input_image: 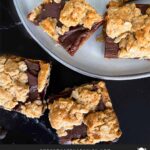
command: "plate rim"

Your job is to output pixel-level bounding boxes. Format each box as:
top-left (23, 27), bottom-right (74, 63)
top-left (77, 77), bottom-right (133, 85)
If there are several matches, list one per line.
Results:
top-left (13, 0), bottom-right (150, 81)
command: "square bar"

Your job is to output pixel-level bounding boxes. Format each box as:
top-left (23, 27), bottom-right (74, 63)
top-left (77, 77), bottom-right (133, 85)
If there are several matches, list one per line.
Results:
top-left (0, 55), bottom-right (51, 118)
top-left (48, 81), bottom-right (122, 144)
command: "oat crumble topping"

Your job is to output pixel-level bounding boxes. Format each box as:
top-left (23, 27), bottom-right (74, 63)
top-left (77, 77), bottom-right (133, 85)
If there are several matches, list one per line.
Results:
top-left (59, 0), bottom-right (102, 29)
top-left (106, 3), bottom-right (150, 59)
top-left (48, 82), bottom-right (122, 144)
top-left (0, 56), bottom-right (51, 118)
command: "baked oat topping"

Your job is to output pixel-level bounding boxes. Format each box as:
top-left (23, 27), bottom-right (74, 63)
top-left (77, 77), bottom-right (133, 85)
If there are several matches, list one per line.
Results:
top-left (106, 3), bottom-right (150, 59)
top-left (84, 109), bottom-right (121, 143)
top-left (28, 6), bottom-right (42, 22)
top-left (38, 61), bottom-right (51, 93)
top-left (49, 98), bottom-right (88, 137)
top-left (0, 56), bottom-right (29, 109)
top-left (59, 0), bottom-right (102, 29)
top-left (71, 84), bottom-right (101, 111)
top-left (73, 109), bottom-right (122, 144)
top-left (106, 3), bottom-right (141, 39)
top-left (40, 18), bottom-right (59, 41)
top-left (0, 56), bottom-right (51, 118)
top-left (20, 100), bottom-right (45, 118)
top-left (48, 81), bottom-right (122, 144)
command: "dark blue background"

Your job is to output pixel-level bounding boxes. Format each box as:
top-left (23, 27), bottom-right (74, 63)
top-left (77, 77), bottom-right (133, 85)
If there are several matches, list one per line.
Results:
top-left (0, 0), bottom-right (150, 144)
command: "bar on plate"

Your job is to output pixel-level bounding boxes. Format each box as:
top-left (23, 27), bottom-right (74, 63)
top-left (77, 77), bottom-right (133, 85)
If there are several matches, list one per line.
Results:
top-left (48, 81), bottom-right (122, 144)
top-left (28, 0), bottom-right (103, 56)
top-left (105, 1), bottom-right (150, 59)
top-left (0, 55), bottom-right (51, 118)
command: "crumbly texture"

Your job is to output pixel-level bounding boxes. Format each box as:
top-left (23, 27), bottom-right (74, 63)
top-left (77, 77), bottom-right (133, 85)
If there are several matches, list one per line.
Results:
top-left (20, 100), bottom-right (45, 118)
top-left (48, 81), bottom-right (122, 144)
top-left (106, 3), bottom-right (150, 59)
top-left (49, 98), bottom-right (88, 137)
top-left (73, 109), bottom-right (122, 144)
top-left (71, 85), bottom-right (101, 111)
top-left (59, 0), bottom-right (102, 29)
top-left (0, 56), bottom-right (51, 118)
top-left (40, 18), bottom-right (59, 41)
top-left (38, 61), bottom-right (51, 93)
top-left (28, 0), bottom-right (102, 41)
top-left (0, 56), bottom-right (29, 110)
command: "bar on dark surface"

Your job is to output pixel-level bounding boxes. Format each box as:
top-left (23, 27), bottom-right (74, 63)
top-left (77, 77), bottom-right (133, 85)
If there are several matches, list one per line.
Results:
top-left (0, 55), bottom-right (51, 118)
top-left (48, 81), bottom-right (122, 144)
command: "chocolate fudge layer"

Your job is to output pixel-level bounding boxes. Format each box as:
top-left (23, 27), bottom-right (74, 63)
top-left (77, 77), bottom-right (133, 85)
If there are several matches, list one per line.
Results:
top-left (105, 2), bottom-right (150, 59)
top-left (28, 0), bottom-right (103, 56)
top-left (48, 81), bottom-right (122, 144)
top-left (0, 56), bottom-right (51, 118)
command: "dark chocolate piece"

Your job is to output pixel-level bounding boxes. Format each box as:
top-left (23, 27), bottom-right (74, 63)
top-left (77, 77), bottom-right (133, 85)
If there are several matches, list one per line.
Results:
top-left (59, 22), bottom-right (102, 55)
top-left (105, 4), bottom-right (150, 58)
top-left (96, 100), bottom-right (106, 111)
top-left (105, 36), bottom-right (119, 58)
top-left (35, 1), bottom-right (65, 25)
top-left (25, 60), bottom-right (40, 101)
top-left (48, 89), bottom-right (73, 104)
top-left (25, 60), bottom-right (40, 75)
top-left (59, 123), bottom-right (87, 144)
top-left (136, 4), bottom-right (150, 14)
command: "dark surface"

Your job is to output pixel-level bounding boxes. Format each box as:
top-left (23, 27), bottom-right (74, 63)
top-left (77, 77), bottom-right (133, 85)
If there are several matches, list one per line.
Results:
top-left (1, 0), bottom-right (150, 144)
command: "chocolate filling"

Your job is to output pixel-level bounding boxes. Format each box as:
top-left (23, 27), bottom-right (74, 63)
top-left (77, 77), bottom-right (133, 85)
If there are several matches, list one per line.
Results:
top-left (13, 60), bottom-right (40, 111)
top-left (48, 88), bottom-right (73, 104)
top-left (25, 60), bottom-right (40, 101)
top-left (105, 4), bottom-right (150, 58)
top-left (59, 123), bottom-right (87, 144)
top-left (59, 22), bottom-right (102, 55)
top-left (96, 99), bottom-right (106, 111)
top-left (13, 60), bottom-right (49, 112)
top-left (33, 1), bottom-right (66, 25)
top-left (32, 1), bottom-right (102, 55)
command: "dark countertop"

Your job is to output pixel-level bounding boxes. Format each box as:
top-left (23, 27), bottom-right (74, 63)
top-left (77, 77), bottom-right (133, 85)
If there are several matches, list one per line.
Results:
top-left (0, 0), bottom-right (150, 144)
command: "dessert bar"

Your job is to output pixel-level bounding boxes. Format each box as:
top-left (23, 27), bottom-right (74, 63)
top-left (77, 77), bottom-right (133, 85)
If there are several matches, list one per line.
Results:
top-left (48, 81), bottom-right (122, 144)
top-left (0, 55), bottom-right (51, 118)
top-left (105, 1), bottom-right (150, 59)
top-left (28, 0), bottom-right (103, 56)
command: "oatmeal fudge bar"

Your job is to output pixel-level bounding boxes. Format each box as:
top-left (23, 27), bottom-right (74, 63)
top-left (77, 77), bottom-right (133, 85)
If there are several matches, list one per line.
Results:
top-left (0, 55), bottom-right (51, 118)
top-left (48, 81), bottom-right (122, 144)
top-left (105, 1), bottom-right (150, 59)
top-left (28, 0), bottom-right (103, 56)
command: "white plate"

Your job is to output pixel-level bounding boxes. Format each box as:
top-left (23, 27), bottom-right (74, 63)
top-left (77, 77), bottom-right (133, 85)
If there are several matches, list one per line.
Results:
top-left (13, 0), bottom-right (150, 80)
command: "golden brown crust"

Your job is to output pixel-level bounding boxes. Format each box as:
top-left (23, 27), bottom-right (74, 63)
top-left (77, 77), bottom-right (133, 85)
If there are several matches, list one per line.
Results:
top-left (38, 61), bottom-right (51, 93)
top-left (28, 6), bottom-right (42, 22)
top-left (20, 100), bottom-right (46, 118)
top-left (48, 81), bottom-right (122, 144)
top-left (39, 18), bottom-right (59, 41)
top-left (49, 98), bottom-right (88, 137)
top-left (0, 55), bottom-right (51, 118)
top-left (0, 56), bottom-right (29, 110)
top-left (73, 109), bottom-right (122, 144)
top-left (106, 3), bottom-right (150, 59)
top-left (59, 0), bottom-right (102, 29)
